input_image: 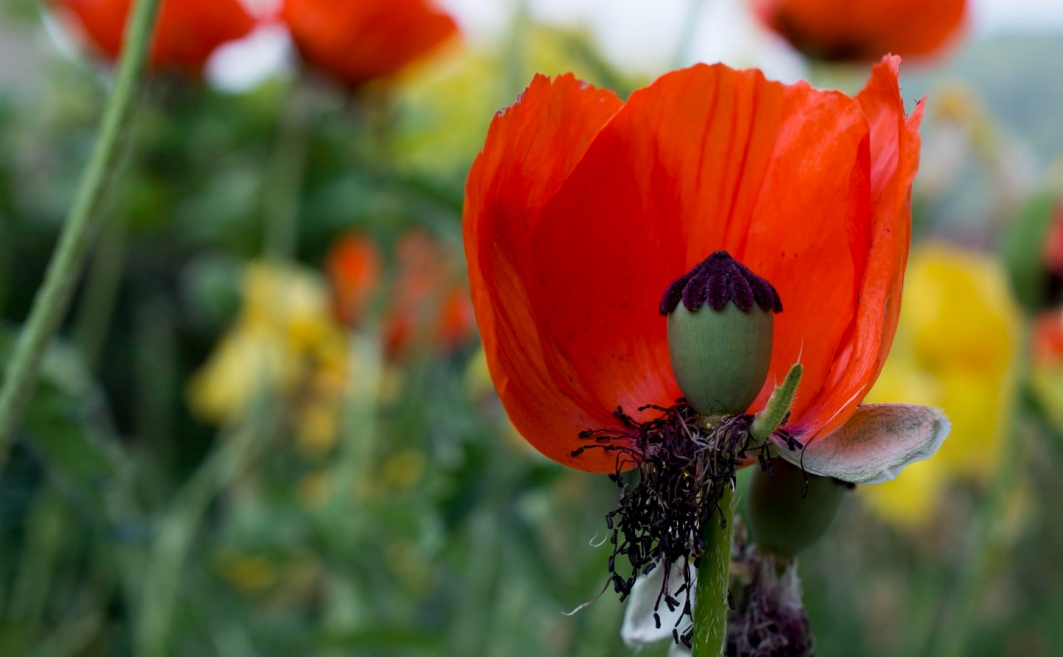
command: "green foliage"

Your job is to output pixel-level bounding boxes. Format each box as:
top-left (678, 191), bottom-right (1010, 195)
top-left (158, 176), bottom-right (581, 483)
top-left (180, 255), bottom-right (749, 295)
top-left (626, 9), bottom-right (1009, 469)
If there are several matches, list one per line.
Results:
top-left (1003, 191), bottom-right (1058, 312)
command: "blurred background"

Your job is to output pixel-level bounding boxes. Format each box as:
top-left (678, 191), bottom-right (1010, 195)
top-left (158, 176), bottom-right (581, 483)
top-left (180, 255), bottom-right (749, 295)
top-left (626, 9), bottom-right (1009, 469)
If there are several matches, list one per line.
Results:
top-left (1, 0), bottom-right (1063, 655)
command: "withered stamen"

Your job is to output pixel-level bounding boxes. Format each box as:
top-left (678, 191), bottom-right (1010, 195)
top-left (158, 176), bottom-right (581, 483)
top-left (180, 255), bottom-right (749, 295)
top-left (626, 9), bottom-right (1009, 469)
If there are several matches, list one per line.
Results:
top-left (573, 401), bottom-right (782, 645)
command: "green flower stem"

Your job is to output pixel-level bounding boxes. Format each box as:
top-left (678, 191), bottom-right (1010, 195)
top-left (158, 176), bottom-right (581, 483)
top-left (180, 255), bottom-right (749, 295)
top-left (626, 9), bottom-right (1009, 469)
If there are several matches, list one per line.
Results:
top-left (134, 386), bottom-right (277, 657)
top-left (75, 208), bottom-right (129, 371)
top-left (934, 418), bottom-right (1024, 657)
top-left (691, 486), bottom-right (736, 657)
top-left (691, 362), bottom-right (803, 655)
top-left (0, 0), bottom-right (162, 469)
top-left (263, 85), bottom-right (309, 262)
top-left (934, 340), bottom-right (1029, 657)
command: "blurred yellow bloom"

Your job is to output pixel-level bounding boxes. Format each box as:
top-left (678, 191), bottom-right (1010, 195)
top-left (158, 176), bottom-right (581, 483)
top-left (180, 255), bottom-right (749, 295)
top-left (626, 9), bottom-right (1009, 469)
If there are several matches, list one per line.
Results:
top-left (298, 469), bottom-right (334, 509)
top-left (381, 448), bottom-right (427, 491)
top-left (861, 243), bottom-right (1021, 528)
top-left (215, 552), bottom-right (279, 596)
top-left (188, 262), bottom-right (349, 456)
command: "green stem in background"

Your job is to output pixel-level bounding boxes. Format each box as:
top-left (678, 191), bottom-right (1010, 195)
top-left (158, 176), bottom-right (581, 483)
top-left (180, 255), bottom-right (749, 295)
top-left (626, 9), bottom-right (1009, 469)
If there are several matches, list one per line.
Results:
top-left (932, 336), bottom-right (1029, 657)
top-left (6, 486), bottom-right (67, 635)
top-left (933, 405), bottom-right (1026, 657)
top-left (0, 0), bottom-right (162, 469)
top-left (133, 386), bottom-right (277, 657)
top-left (263, 87), bottom-right (309, 262)
top-left (74, 210), bottom-right (129, 371)
top-left (133, 295), bottom-right (178, 464)
top-left (691, 486), bottom-right (736, 657)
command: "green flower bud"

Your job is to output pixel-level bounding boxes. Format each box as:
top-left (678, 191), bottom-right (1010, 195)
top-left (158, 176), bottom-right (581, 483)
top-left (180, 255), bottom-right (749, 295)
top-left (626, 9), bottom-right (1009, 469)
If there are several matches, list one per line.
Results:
top-left (659, 251), bottom-right (782, 416)
top-left (748, 458), bottom-right (847, 557)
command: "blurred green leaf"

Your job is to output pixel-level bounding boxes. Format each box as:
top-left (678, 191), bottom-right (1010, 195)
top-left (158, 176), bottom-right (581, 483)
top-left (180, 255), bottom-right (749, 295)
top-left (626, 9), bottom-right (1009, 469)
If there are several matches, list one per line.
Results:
top-left (1002, 190), bottom-right (1057, 312)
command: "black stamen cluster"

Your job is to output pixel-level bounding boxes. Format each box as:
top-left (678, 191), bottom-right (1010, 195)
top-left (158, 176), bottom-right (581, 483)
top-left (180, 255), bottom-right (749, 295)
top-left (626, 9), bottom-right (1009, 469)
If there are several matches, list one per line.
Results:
top-left (572, 401), bottom-right (776, 648)
top-left (659, 250), bottom-right (783, 315)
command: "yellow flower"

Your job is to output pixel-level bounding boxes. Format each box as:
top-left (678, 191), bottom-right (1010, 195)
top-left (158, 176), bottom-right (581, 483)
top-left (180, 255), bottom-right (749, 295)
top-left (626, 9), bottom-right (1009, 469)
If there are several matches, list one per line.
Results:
top-left (380, 449), bottom-right (428, 491)
top-left (188, 262), bottom-right (349, 455)
top-left (215, 552), bottom-right (279, 595)
top-left (860, 243), bottom-right (1021, 528)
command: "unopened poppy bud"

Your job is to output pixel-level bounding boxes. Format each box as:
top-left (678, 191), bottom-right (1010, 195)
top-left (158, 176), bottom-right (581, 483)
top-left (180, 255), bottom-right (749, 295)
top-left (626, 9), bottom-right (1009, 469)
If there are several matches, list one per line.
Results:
top-left (748, 458), bottom-right (847, 557)
top-left (659, 251), bottom-right (782, 416)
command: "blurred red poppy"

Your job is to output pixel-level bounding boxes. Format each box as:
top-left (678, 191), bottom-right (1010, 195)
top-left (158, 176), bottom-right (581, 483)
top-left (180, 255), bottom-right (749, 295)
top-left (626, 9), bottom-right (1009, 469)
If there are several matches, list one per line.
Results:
top-left (280, 0), bottom-right (458, 87)
top-left (1043, 201), bottom-right (1063, 279)
top-left (327, 230), bottom-right (476, 359)
top-left (465, 58), bottom-right (923, 473)
top-left (58, 0), bottom-right (256, 73)
top-left (383, 231), bottom-right (476, 358)
top-left (327, 233), bottom-right (382, 327)
top-left (754, 0), bottom-right (966, 62)
top-left (1033, 311), bottom-right (1063, 366)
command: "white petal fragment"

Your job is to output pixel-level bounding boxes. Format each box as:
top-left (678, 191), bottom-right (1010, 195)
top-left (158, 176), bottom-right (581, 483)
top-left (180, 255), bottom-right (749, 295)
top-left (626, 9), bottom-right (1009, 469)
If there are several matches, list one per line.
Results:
top-left (774, 404), bottom-right (951, 484)
top-left (621, 559), bottom-right (695, 648)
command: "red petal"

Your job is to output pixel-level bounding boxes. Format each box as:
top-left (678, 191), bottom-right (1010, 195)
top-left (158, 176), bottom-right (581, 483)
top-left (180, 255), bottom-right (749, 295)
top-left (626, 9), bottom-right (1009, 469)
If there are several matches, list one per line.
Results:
top-left (798, 56), bottom-right (924, 440)
top-left (532, 65), bottom-right (870, 434)
top-left (464, 75), bottom-right (623, 472)
top-left (281, 0), bottom-right (457, 87)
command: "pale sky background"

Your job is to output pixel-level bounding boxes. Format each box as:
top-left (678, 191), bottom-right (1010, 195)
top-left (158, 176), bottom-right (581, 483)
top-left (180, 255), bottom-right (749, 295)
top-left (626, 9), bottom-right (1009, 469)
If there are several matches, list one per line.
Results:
top-left (6, 0), bottom-right (1060, 95)
top-left (436, 0), bottom-right (1063, 78)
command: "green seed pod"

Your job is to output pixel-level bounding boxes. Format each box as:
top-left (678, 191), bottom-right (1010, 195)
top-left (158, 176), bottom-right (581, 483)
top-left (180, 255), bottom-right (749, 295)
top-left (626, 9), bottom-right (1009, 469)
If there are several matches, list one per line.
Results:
top-left (748, 458), bottom-right (847, 557)
top-left (667, 303), bottom-right (773, 415)
top-left (659, 251), bottom-right (782, 416)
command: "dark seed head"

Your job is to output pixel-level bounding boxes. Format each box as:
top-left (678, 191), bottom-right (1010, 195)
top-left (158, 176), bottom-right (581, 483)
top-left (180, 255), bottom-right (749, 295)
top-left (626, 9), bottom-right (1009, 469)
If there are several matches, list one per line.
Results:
top-left (659, 250), bottom-right (783, 315)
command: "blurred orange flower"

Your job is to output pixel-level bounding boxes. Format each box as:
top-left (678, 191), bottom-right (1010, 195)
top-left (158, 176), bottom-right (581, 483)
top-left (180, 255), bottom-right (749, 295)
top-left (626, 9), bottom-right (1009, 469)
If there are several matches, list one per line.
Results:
top-left (754, 0), bottom-right (967, 62)
top-left (327, 233), bottom-right (382, 326)
top-left (1031, 310), bottom-right (1063, 437)
top-left (1034, 311), bottom-right (1063, 364)
top-left (326, 230), bottom-right (476, 359)
top-left (384, 231), bottom-right (476, 359)
top-left (58, 0), bottom-right (256, 73)
top-left (1042, 201), bottom-right (1063, 280)
top-left (280, 0), bottom-right (458, 88)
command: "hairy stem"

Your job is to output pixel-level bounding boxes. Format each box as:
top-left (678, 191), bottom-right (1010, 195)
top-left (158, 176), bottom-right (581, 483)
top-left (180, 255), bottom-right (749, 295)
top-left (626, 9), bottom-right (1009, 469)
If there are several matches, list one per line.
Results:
top-left (691, 486), bottom-right (736, 657)
top-left (0, 0), bottom-right (161, 468)
top-left (751, 363), bottom-right (804, 443)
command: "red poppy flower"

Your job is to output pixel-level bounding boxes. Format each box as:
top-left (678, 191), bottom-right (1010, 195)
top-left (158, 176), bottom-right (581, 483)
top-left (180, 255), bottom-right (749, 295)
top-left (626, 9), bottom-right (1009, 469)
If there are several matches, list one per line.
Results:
top-left (382, 231), bottom-right (476, 358)
top-left (465, 57), bottom-right (932, 475)
top-left (280, 0), bottom-right (458, 88)
top-left (58, 0), bottom-right (256, 73)
top-left (1033, 311), bottom-right (1063, 366)
top-left (1043, 201), bottom-right (1063, 278)
top-left (754, 0), bottom-right (967, 62)
top-left (326, 230), bottom-right (476, 359)
top-left (327, 232), bottom-right (382, 326)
